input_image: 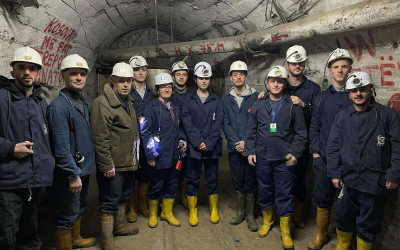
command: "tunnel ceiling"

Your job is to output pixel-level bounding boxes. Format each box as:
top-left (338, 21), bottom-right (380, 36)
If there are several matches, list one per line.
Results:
top-left (3, 0), bottom-right (345, 52)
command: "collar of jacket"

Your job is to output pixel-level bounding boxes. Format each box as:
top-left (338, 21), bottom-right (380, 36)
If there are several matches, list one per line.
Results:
top-left (173, 86), bottom-right (188, 95)
top-left (264, 92), bottom-right (291, 102)
top-left (288, 76), bottom-right (309, 90)
top-left (150, 97), bottom-right (174, 108)
top-left (190, 90), bottom-right (216, 101)
top-left (59, 89), bottom-right (88, 108)
top-left (104, 83), bottom-right (134, 108)
top-left (349, 102), bottom-right (375, 115)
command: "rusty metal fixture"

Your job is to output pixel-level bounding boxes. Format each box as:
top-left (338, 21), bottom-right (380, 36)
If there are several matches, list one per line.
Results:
top-left (99, 0), bottom-right (400, 63)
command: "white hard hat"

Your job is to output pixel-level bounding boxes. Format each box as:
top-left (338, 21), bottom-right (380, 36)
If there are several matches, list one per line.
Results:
top-left (229, 61), bottom-right (248, 75)
top-left (155, 73), bottom-right (173, 86)
top-left (286, 45), bottom-right (307, 63)
top-left (129, 55), bottom-right (148, 68)
top-left (194, 62), bottom-right (212, 78)
top-left (10, 46), bottom-right (43, 69)
top-left (267, 66), bottom-right (289, 80)
top-left (172, 61), bottom-right (189, 73)
top-left (346, 71), bottom-right (373, 91)
top-left (60, 54), bottom-right (90, 73)
top-left (111, 62), bottom-right (133, 78)
top-left (327, 48), bottom-right (353, 67)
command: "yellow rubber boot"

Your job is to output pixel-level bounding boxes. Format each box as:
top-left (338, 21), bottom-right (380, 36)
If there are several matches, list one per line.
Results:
top-left (71, 215), bottom-right (97, 248)
top-left (281, 216), bottom-right (294, 250)
top-left (308, 207), bottom-right (331, 250)
top-left (160, 197), bottom-right (181, 227)
top-left (356, 236), bottom-right (372, 250)
top-left (334, 229), bottom-right (352, 250)
top-left (209, 194), bottom-right (220, 224)
top-left (187, 196), bottom-right (199, 226)
top-left (258, 208), bottom-right (274, 237)
top-left (138, 183), bottom-right (149, 217)
top-left (148, 199), bottom-right (158, 228)
top-left (126, 194), bottom-right (137, 223)
top-left (55, 229), bottom-right (72, 250)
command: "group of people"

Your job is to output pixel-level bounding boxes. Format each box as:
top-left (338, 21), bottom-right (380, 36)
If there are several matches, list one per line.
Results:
top-left (0, 44), bottom-right (399, 250)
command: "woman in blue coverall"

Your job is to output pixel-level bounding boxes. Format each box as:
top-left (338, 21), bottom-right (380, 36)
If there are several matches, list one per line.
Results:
top-left (181, 61), bottom-right (223, 226)
top-left (140, 73), bottom-right (187, 228)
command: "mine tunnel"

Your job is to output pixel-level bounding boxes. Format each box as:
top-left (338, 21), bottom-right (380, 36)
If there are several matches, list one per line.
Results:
top-left (1, 0), bottom-right (400, 249)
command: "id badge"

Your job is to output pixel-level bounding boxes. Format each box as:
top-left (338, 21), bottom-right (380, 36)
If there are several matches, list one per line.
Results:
top-left (270, 123), bottom-right (277, 133)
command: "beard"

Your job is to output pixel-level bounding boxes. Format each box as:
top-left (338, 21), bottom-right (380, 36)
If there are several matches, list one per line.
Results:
top-left (289, 70), bottom-right (303, 77)
top-left (16, 76), bottom-right (35, 88)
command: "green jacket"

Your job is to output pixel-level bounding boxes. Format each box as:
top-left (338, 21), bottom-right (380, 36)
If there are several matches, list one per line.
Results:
top-left (90, 83), bottom-right (140, 172)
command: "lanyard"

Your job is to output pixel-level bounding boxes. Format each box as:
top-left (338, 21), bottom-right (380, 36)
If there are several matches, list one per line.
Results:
top-left (269, 96), bottom-right (283, 122)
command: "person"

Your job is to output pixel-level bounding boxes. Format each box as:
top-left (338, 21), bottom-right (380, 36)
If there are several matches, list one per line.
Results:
top-left (308, 48), bottom-right (354, 250)
top-left (221, 60), bottom-right (259, 232)
top-left (327, 72), bottom-right (400, 250)
top-left (284, 45), bottom-right (321, 227)
top-left (140, 73), bottom-right (187, 228)
top-left (47, 54), bottom-right (97, 249)
top-left (91, 62), bottom-right (140, 250)
top-left (170, 60), bottom-right (190, 209)
top-left (0, 46), bottom-right (55, 250)
top-left (181, 61), bottom-right (223, 226)
top-left (126, 55), bottom-right (153, 221)
top-left (245, 66), bottom-right (307, 250)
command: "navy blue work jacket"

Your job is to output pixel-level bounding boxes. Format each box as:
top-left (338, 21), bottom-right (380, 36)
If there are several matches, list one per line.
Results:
top-left (130, 84), bottom-right (153, 118)
top-left (170, 87), bottom-right (189, 115)
top-left (0, 77), bottom-right (55, 189)
top-left (327, 103), bottom-right (400, 195)
top-left (140, 98), bottom-right (185, 169)
top-left (309, 85), bottom-right (353, 159)
top-left (47, 90), bottom-right (96, 177)
top-left (222, 92), bottom-right (259, 152)
top-left (285, 76), bottom-right (321, 128)
top-left (245, 93), bottom-right (307, 161)
top-left (181, 91), bottom-right (223, 159)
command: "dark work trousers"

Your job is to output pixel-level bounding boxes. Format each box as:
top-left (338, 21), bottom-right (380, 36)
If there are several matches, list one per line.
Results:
top-left (256, 158), bottom-right (294, 217)
top-left (0, 187), bottom-right (42, 250)
top-left (186, 157), bottom-right (218, 196)
top-left (313, 156), bottom-right (338, 208)
top-left (179, 157), bottom-right (187, 178)
top-left (148, 166), bottom-right (180, 200)
top-left (336, 187), bottom-right (385, 243)
top-left (136, 145), bottom-right (150, 183)
top-left (228, 151), bottom-right (257, 193)
top-left (293, 149), bottom-right (310, 202)
top-left (49, 174), bottom-right (90, 230)
top-left (97, 171), bottom-right (134, 213)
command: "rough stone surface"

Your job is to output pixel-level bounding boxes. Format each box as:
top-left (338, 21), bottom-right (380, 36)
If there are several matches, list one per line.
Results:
top-left (0, 1), bottom-right (400, 249)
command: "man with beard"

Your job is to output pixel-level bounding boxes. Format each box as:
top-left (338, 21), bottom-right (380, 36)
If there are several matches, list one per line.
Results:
top-left (327, 72), bottom-right (400, 250)
top-left (170, 60), bottom-right (190, 209)
top-left (126, 55), bottom-right (153, 221)
top-left (0, 46), bottom-right (55, 249)
top-left (283, 45), bottom-right (321, 228)
top-left (47, 54), bottom-right (97, 249)
top-left (308, 49), bottom-right (354, 250)
top-left (222, 61), bottom-right (259, 232)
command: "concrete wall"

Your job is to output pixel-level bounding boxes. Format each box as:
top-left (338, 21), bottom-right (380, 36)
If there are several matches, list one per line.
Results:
top-left (0, 0), bottom-right (400, 249)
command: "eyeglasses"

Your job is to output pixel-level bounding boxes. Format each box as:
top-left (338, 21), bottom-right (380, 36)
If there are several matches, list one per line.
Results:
top-left (159, 85), bottom-right (172, 89)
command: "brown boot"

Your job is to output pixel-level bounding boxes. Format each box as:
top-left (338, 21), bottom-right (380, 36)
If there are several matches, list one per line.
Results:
top-left (293, 198), bottom-right (306, 229)
top-left (55, 229), bottom-right (72, 250)
top-left (100, 213), bottom-right (119, 250)
top-left (138, 183), bottom-right (149, 217)
top-left (307, 207), bottom-right (331, 250)
top-left (71, 215), bottom-right (97, 248)
top-left (178, 177), bottom-right (189, 210)
top-left (126, 194), bottom-right (137, 223)
top-left (114, 204), bottom-right (139, 236)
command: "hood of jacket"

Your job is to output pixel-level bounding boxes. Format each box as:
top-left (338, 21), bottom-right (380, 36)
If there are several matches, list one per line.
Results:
top-left (0, 75), bottom-right (43, 97)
